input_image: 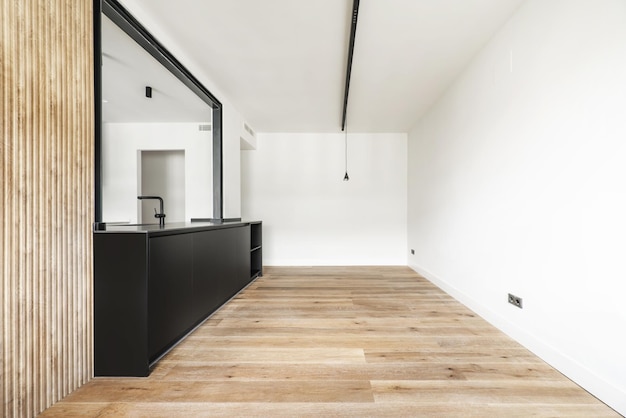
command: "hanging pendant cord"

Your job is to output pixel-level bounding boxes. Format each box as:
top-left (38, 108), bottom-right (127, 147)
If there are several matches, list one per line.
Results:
top-left (343, 124), bottom-right (350, 181)
top-left (345, 130), bottom-right (348, 171)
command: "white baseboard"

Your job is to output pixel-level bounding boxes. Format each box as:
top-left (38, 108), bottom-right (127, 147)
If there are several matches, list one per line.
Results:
top-left (263, 259), bottom-right (406, 267)
top-left (409, 262), bottom-right (626, 416)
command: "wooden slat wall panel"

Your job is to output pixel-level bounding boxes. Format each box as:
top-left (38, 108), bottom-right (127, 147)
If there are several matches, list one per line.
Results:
top-left (1, 0), bottom-right (94, 416)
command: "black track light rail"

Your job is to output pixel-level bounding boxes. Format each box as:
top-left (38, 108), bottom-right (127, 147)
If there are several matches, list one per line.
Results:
top-left (341, 0), bottom-right (360, 131)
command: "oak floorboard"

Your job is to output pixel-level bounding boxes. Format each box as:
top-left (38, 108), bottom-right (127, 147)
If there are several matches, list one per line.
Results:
top-left (181, 334), bottom-right (446, 350)
top-left (158, 362), bottom-right (467, 381)
top-left (364, 347), bottom-right (544, 364)
top-left (215, 316), bottom-right (490, 328)
top-left (40, 266), bottom-right (619, 417)
top-left (162, 347), bottom-right (366, 363)
top-left (40, 402), bottom-right (619, 418)
top-left (371, 380), bottom-right (599, 404)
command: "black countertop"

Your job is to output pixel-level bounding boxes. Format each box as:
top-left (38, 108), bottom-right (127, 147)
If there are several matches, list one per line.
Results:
top-left (94, 220), bottom-right (259, 237)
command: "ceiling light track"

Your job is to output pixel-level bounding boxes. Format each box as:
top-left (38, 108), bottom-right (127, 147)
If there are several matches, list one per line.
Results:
top-left (341, 0), bottom-right (360, 132)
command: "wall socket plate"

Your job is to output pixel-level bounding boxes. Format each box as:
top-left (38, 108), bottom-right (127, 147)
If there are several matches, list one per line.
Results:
top-left (508, 293), bottom-right (523, 308)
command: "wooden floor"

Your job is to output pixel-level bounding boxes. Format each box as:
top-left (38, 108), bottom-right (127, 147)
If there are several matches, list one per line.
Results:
top-left (41, 267), bottom-right (619, 417)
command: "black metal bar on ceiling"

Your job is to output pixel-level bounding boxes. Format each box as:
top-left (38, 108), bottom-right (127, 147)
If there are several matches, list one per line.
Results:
top-left (341, 0), bottom-right (360, 131)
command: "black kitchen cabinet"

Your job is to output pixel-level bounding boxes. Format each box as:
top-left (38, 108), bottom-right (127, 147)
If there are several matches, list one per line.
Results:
top-left (94, 221), bottom-right (260, 376)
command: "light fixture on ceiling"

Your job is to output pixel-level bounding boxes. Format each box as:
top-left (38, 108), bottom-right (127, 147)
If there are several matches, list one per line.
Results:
top-left (341, 0), bottom-right (360, 181)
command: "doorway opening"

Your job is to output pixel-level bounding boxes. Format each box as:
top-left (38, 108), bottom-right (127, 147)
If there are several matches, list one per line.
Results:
top-left (139, 150), bottom-right (186, 223)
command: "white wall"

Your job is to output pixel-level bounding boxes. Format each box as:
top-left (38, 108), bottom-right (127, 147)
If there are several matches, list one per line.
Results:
top-left (102, 123), bottom-right (211, 223)
top-left (242, 133), bottom-right (407, 266)
top-left (408, 0), bottom-right (626, 414)
top-left (117, 0), bottom-right (244, 219)
top-left (222, 108), bottom-right (243, 218)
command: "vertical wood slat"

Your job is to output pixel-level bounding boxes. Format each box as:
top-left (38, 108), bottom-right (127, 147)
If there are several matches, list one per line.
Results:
top-left (1, 0), bottom-right (94, 417)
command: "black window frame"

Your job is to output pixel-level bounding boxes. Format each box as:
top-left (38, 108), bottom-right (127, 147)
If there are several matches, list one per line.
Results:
top-left (93, 0), bottom-right (223, 223)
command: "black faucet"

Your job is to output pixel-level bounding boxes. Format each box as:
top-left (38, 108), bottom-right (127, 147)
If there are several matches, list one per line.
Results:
top-left (137, 196), bottom-right (166, 227)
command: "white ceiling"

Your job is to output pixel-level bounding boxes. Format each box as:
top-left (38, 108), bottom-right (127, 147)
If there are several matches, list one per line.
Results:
top-left (120, 0), bottom-right (525, 133)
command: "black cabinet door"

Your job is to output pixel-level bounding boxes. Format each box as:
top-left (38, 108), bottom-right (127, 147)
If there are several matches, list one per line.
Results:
top-left (94, 233), bottom-right (149, 376)
top-left (193, 228), bottom-right (238, 319)
top-left (148, 233), bottom-right (194, 360)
